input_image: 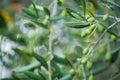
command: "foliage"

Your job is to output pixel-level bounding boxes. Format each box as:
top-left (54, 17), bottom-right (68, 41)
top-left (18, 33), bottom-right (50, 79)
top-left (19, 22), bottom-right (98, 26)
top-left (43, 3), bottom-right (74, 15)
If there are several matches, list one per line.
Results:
top-left (0, 0), bottom-right (120, 80)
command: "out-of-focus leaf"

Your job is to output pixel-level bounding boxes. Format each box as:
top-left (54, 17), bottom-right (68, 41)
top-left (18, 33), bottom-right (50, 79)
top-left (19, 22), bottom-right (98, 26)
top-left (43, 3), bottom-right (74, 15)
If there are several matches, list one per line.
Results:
top-left (51, 60), bottom-right (63, 77)
top-left (12, 73), bottom-right (29, 79)
top-left (108, 0), bottom-right (120, 8)
top-left (49, 16), bottom-right (65, 21)
top-left (22, 8), bottom-right (38, 18)
top-left (0, 14), bottom-right (7, 29)
top-left (64, 22), bottom-right (90, 28)
top-left (110, 46), bottom-right (120, 64)
top-left (53, 55), bottom-right (73, 67)
top-left (74, 0), bottom-right (81, 5)
top-left (24, 71), bottom-right (43, 80)
top-left (13, 48), bottom-right (31, 56)
top-left (111, 71), bottom-right (120, 80)
top-left (24, 22), bottom-right (36, 29)
top-left (66, 8), bottom-right (84, 20)
top-left (31, 0), bottom-right (39, 16)
top-left (33, 21), bottom-right (48, 29)
top-left (60, 74), bottom-right (72, 80)
top-left (38, 72), bottom-right (48, 80)
top-left (81, 0), bottom-right (86, 17)
top-left (86, 65), bottom-right (108, 77)
top-left (13, 61), bottom-right (40, 73)
top-left (33, 53), bottom-right (48, 69)
top-left (107, 29), bottom-right (120, 38)
top-left (44, 7), bottom-right (50, 16)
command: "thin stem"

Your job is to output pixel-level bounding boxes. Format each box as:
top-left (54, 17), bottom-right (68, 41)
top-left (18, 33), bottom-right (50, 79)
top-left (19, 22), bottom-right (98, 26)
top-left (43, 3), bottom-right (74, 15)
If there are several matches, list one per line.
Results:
top-left (48, 0), bottom-right (58, 80)
top-left (86, 20), bottom-right (120, 57)
top-left (81, 64), bottom-right (87, 80)
top-left (96, 15), bottom-right (120, 21)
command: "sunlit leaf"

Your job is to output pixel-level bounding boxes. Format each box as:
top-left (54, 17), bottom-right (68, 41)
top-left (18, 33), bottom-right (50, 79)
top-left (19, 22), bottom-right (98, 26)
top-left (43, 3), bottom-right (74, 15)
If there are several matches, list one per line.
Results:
top-left (13, 61), bottom-right (40, 72)
top-left (60, 74), bottom-right (72, 80)
top-left (64, 22), bottom-right (90, 28)
top-left (66, 8), bottom-right (84, 20)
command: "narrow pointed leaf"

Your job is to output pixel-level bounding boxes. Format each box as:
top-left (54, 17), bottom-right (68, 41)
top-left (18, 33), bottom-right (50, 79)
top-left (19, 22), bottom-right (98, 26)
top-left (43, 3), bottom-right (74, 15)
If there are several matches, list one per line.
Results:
top-left (60, 74), bottom-right (72, 80)
top-left (51, 60), bottom-right (63, 77)
top-left (64, 22), bottom-right (90, 28)
top-left (33, 53), bottom-right (48, 69)
top-left (31, 0), bottom-right (39, 16)
top-left (66, 8), bottom-right (84, 20)
top-left (22, 8), bottom-right (38, 18)
top-left (24, 71), bottom-right (43, 80)
top-left (53, 55), bottom-right (73, 67)
top-left (81, 0), bottom-right (86, 17)
top-left (43, 7), bottom-right (50, 16)
top-left (13, 61), bottom-right (40, 73)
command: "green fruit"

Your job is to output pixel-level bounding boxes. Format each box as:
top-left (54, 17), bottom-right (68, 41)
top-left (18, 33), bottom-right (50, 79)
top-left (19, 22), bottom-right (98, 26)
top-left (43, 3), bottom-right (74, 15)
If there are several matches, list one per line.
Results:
top-left (105, 52), bottom-right (111, 60)
top-left (103, 14), bottom-right (109, 21)
top-left (86, 29), bottom-right (92, 35)
top-left (90, 24), bottom-right (96, 30)
top-left (82, 47), bottom-right (89, 55)
top-left (97, 25), bottom-right (104, 32)
top-left (88, 75), bottom-right (93, 80)
top-left (81, 57), bottom-right (87, 64)
top-left (88, 17), bottom-right (95, 22)
top-left (86, 61), bottom-right (92, 70)
top-left (81, 31), bottom-right (87, 37)
top-left (61, 10), bottom-right (66, 17)
top-left (110, 35), bottom-right (117, 41)
top-left (60, 0), bottom-right (64, 3)
top-left (69, 69), bottom-right (75, 75)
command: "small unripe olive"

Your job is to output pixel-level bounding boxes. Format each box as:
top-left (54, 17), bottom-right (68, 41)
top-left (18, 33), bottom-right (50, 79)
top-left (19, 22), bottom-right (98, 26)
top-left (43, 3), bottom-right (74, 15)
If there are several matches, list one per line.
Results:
top-left (81, 31), bottom-right (87, 37)
top-left (97, 24), bottom-right (104, 32)
top-left (90, 24), bottom-right (96, 30)
top-left (88, 17), bottom-right (95, 22)
top-left (88, 74), bottom-right (93, 80)
top-left (103, 14), bottom-right (109, 21)
top-left (105, 52), bottom-right (111, 60)
top-left (81, 57), bottom-right (88, 64)
top-left (110, 35), bottom-right (117, 41)
top-left (60, 0), bottom-right (64, 3)
top-left (69, 69), bottom-right (75, 75)
top-left (86, 29), bottom-right (92, 35)
top-left (86, 61), bottom-right (92, 70)
top-left (82, 47), bottom-right (89, 55)
top-left (61, 10), bottom-right (66, 17)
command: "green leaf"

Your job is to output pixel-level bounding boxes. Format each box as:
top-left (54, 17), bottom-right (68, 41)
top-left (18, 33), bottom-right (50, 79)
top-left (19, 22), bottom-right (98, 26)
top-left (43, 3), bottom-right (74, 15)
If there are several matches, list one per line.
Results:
top-left (33, 53), bottom-right (48, 69)
top-left (64, 22), bottom-right (90, 28)
top-left (66, 8), bottom-right (84, 20)
top-left (51, 60), bottom-right (63, 77)
top-left (108, 0), bottom-right (120, 8)
top-left (24, 71), bottom-right (43, 80)
top-left (13, 61), bottom-right (40, 73)
top-left (12, 73), bottom-right (29, 79)
top-left (24, 22), bottom-right (36, 29)
top-left (13, 48), bottom-right (31, 56)
top-left (81, 0), bottom-right (86, 17)
top-left (22, 8), bottom-right (38, 18)
top-left (31, 0), bottom-right (39, 16)
top-left (38, 72), bottom-right (48, 80)
top-left (49, 16), bottom-right (65, 21)
top-left (53, 55), bottom-right (73, 67)
top-left (43, 7), bottom-right (50, 16)
top-left (60, 74), bottom-right (72, 80)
